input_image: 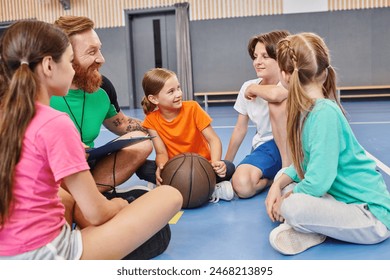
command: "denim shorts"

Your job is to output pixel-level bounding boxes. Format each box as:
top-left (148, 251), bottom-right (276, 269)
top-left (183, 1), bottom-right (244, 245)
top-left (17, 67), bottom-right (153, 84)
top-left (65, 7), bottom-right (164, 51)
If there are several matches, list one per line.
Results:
top-left (238, 139), bottom-right (282, 179)
top-left (0, 223), bottom-right (82, 260)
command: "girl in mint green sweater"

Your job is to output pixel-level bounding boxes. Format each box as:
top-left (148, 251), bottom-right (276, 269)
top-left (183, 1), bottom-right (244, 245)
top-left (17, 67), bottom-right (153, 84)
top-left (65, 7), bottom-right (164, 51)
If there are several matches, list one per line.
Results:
top-left (265, 32), bottom-right (390, 255)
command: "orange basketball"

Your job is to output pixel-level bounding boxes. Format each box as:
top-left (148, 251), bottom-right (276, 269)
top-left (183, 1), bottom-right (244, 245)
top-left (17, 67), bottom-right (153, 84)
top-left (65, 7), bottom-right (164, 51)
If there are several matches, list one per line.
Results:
top-left (161, 153), bottom-right (216, 208)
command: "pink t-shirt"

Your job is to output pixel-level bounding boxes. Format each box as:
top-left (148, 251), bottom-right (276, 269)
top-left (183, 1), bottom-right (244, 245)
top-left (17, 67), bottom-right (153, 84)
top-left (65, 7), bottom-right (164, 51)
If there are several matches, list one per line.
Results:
top-left (0, 103), bottom-right (89, 256)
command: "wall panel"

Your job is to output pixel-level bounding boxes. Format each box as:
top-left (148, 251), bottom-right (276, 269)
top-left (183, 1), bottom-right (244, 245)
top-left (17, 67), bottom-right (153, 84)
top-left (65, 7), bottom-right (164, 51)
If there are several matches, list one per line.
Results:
top-left (1, 0), bottom-right (281, 27)
top-left (1, 2), bottom-right (389, 108)
top-left (2, 1), bottom-right (388, 28)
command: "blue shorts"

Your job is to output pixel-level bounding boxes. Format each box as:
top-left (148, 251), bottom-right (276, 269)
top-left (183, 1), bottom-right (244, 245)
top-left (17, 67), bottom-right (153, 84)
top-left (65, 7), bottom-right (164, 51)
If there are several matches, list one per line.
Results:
top-left (238, 139), bottom-right (282, 179)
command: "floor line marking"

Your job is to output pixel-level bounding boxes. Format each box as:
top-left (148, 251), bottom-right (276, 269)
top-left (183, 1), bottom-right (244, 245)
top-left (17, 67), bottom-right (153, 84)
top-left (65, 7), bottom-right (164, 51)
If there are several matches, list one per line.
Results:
top-left (213, 125), bottom-right (255, 129)
top-left (366, 151), bottom-right (390, 176)
top-left (100, 121), bottom-right (390, 131)
top-left (99, 125), bottom-right (256, 131)
top-left (350, 121), bottom-right (390, 125)
top-left (169, 211), bottom-right (184, 224)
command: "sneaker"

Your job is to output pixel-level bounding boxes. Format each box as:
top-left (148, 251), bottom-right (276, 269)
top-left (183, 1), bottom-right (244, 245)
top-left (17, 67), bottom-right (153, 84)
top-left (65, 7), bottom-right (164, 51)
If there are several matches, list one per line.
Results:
top-left (269, 223), bottom-right (326, 255)
top-left (104, 185), bottom-right (150, 203)
top-left (209, 181), bottom-right (234, 203)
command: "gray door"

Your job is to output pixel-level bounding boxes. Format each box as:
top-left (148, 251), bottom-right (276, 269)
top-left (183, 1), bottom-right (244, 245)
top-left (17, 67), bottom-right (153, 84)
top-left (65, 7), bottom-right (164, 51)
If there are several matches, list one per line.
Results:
top-left (130, 12), bottom-right (177, 108)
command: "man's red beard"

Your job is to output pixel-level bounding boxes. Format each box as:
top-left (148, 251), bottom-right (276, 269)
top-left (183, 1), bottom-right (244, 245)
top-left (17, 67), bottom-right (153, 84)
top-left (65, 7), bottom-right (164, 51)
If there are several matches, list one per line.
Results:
top-left (72, 62), bottom-right (103, 93)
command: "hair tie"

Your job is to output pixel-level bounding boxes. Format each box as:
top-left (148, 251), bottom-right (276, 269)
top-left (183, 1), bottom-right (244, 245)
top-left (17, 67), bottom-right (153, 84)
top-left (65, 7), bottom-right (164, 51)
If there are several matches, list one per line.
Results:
top-left (294, 68), bottom-right (299, 72)
top-left (20, 60), bottom-right (29, 66)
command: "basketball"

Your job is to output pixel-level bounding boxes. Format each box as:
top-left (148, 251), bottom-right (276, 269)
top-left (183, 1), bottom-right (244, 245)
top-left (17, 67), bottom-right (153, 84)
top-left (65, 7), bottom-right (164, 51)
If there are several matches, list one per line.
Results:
top-left (161, 153), bottom-right (216, 209)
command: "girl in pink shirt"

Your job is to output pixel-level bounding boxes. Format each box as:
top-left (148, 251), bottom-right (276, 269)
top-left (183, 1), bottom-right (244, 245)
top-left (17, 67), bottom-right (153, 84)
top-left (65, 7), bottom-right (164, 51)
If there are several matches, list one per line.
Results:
top-left (0, 20), bottom-right (181, 260)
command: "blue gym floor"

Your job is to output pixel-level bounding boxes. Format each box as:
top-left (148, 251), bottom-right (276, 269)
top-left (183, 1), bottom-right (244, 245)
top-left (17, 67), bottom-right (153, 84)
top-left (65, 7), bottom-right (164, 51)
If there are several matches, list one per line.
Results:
top-left (96, 99), bottom-right (390, 260)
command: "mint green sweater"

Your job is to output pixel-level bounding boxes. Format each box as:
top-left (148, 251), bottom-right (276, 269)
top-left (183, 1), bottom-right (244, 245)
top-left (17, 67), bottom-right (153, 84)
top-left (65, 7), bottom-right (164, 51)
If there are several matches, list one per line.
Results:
top-left (285, 99), bottom-right (390, 229)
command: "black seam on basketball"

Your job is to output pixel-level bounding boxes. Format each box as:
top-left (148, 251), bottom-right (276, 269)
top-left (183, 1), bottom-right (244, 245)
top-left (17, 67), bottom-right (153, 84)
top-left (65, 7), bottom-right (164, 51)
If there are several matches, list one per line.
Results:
top-left (166, 154), bottom-right (189, 208)
top-left (187, 153), bottom-right (194, 208)
top-left (198, 157), bottom-right (214, 196)
top-left (162, 153), bottom-right (214, 208)
top-left (164, 156), bottom-right (185, 181)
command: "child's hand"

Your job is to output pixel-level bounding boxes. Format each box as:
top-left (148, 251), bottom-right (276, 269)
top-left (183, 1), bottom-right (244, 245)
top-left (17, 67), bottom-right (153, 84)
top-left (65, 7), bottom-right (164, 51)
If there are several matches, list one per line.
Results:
top-left (244, 84), bottom-right (256, 100)
top-left (271, 191), bottom-right (292, 223)
top-left (211, 160), bottom-right (226, 178)
top-left (155, 163), bottom-right (165, 186)
top-left (110, 197), bottom-right (130, 209)
top-left (265, 184), bottom-right (282, 222)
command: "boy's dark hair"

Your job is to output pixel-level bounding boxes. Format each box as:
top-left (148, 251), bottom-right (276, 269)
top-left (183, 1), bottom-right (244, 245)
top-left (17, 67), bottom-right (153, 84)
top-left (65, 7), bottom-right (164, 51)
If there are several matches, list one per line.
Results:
top-left (247, 30), bottom-right (290, 60)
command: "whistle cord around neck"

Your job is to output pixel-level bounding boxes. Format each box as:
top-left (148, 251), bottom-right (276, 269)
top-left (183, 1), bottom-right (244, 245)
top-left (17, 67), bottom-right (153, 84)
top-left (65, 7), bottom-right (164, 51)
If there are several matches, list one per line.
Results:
top-left (63, 91), bottom-right (86, 142)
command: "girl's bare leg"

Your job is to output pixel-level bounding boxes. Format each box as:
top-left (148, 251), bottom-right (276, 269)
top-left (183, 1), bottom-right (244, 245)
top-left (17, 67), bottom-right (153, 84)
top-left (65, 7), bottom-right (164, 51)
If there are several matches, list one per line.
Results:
top-left (79, 185), bottom-right (182, 260)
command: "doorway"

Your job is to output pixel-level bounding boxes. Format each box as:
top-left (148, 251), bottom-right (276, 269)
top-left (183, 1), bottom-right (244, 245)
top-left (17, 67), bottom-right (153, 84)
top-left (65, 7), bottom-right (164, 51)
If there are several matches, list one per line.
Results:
top-left (126, 8), bottom-right (177, 109)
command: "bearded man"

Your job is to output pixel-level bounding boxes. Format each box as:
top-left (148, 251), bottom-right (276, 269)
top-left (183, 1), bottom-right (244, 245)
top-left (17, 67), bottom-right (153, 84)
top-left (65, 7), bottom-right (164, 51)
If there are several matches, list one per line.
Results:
top-left (51, 16), bottom-right (152, 223)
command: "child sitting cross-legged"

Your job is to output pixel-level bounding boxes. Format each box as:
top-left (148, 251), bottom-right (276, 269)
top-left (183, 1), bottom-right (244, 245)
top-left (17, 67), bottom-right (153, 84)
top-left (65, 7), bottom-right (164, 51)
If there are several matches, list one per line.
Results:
top-left (136, 68), bottom-right (235, 203)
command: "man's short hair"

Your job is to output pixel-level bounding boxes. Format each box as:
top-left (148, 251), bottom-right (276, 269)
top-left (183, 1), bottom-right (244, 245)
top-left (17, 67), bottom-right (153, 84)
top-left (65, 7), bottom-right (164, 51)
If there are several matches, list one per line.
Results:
top-left (54, 15), bottom-right (94, 37)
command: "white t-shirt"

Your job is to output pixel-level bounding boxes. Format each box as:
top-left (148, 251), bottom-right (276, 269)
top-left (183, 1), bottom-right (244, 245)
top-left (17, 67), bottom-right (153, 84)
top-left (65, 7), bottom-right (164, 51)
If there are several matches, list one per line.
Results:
top-left (233, 78), bottom-right (273, 149)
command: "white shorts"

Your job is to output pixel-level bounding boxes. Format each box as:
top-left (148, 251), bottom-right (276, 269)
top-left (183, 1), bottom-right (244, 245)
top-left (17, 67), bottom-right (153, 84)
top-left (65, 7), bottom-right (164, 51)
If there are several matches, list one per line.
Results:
top-left (0, 223), bottom-right (83, 260)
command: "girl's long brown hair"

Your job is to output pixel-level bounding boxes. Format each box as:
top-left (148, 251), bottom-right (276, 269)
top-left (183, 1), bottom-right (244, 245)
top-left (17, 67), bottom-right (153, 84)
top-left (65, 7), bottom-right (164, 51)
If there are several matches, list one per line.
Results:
top-left (0, 20), bottom-right (69, 226)
top-left (276, 33), bottom-right (344, 179)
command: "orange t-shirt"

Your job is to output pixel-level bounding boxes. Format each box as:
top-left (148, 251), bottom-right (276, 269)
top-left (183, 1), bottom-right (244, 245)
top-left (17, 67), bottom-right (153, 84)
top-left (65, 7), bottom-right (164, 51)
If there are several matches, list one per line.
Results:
top-left (143, 101), bottom-right (212, 160)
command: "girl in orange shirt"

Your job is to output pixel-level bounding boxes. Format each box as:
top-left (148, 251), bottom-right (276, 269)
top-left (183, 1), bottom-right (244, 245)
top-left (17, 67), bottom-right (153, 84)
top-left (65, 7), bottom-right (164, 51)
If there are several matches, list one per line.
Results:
top-left (137, 68), bottom-right (235, 203)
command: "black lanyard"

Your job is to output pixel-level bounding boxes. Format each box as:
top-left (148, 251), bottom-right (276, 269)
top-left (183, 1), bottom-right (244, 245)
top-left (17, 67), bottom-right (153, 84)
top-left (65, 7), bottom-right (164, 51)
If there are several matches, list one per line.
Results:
top-left (63, 91), bottom-right (86, 142)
